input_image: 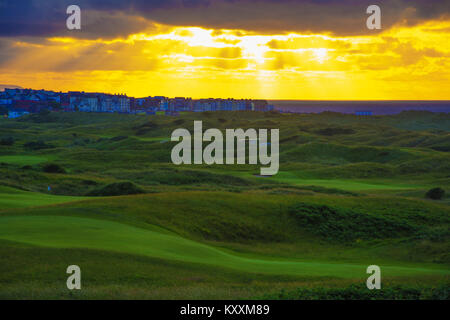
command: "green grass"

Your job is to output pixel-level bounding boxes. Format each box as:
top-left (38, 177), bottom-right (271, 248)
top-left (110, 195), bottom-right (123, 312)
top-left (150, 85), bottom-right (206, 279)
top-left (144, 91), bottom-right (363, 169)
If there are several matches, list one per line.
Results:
top-left (0, 155), bottom-right (50, 166)
top-left (0, 186), bottom-right (86, 209)
top-left (268, 172), bottom-right (424, 191)
top-left (0, 110), bottom-right (449, 299)
top-left (0, 215), bottom-right (447, 279)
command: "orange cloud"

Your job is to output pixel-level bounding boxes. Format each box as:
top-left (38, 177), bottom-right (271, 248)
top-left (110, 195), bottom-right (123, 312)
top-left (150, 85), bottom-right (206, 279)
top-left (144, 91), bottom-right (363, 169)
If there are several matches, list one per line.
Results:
top-left (0, 20), bottom-right (449, 99)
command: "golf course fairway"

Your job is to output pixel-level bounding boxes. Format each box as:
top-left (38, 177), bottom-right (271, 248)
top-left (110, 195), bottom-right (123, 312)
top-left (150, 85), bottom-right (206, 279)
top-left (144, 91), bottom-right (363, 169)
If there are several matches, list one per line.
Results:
top-left (0, 186), bottom-right (86, 209)
top-left (0, 215), bottom-right (447, 279)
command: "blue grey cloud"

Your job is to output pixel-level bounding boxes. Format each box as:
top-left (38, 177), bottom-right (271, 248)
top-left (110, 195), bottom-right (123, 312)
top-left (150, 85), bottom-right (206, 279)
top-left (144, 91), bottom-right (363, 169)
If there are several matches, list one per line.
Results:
top-left (0, 0), bottom-right (448, 38)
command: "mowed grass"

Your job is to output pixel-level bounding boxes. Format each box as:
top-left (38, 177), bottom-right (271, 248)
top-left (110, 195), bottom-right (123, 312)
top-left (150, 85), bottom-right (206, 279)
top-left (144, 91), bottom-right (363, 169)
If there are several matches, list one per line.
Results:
top-left (267, 172), bottom-right (424, 191)
top-left (0, 215), bottom-right (447, 279)
top-left (0, 155), bottom-right (49, 165)
top-left (0, 186), bottom-right (86, 209)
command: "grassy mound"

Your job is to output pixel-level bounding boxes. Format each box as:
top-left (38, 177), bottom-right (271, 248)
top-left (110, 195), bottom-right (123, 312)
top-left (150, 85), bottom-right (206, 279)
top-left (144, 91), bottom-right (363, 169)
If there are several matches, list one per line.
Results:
top-left (86, 182), bottom-right (144, 197)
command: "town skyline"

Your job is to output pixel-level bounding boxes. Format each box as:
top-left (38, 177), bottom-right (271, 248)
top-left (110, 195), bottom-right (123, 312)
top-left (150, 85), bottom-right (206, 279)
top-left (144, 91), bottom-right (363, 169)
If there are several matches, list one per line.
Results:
top-left (0, 86), bottom-right (275, 118)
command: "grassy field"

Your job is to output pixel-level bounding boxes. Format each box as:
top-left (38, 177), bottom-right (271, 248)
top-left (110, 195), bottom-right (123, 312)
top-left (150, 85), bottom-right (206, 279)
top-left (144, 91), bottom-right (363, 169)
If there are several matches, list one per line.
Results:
top-left (0, 110), bottom-right (448, 299)
top-left (3, 215), bottom-right (445, 278)
top-left (0, 155), bottom-right (50, 165)
top-left (0, 186), bottom-right (86, 209)
top-left (246, 171), bottom-right (424, 191)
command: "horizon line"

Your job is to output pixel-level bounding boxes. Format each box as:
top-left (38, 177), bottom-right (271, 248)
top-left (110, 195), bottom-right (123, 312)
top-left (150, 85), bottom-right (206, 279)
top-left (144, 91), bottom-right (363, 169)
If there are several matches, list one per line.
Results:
top-left (1, 86), bottom-right (449, 102)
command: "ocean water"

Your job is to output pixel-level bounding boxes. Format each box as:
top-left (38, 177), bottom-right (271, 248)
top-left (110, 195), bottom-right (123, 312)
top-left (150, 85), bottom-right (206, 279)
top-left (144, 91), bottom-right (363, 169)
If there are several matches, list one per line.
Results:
top-left (270, 100), bottom-right (450, 115)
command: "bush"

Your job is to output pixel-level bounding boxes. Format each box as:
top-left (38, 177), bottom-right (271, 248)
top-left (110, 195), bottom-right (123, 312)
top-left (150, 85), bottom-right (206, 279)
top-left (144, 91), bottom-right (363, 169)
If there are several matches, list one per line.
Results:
top-left (110, 136), bottom-right (128, 142)
top-left (426, 187), bottom-right (445, 200)
top-left (42, 163), bottom-right (66, 174)
top-left (315, 127), bottom-right (355, 136)
top-left (19, 109), bottom-right (58, 123)
top-left (288, 203), bottom-right (415, 242)
top-left (173, 119), bottom-right (185, 126)
top-left (0, 137), bottom-right (14, 146)
top-left (134, 121), bottom-right (158, 135)
top-left (86, 182), bottom-right (144, 197)
top-left (0, 106), bottom-right (8, 116)
top-left (39, 109), bottom-right (51, 116)
top-left (24, 141), bottom-right (54, 150)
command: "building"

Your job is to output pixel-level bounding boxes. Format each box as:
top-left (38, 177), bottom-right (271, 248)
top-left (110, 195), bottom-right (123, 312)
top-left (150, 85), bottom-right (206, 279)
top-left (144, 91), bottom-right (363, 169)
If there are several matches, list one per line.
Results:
top-left (355, 110), bottom-right (372, 116)
top-left (169, 97), bottom-right (192, 112)
top-left (69, 92), bottom-right (99, 112)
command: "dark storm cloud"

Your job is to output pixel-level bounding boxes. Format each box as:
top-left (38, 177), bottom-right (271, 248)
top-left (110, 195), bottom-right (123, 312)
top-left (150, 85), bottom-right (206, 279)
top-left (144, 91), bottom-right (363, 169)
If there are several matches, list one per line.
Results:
top-left (0, 0), bottom-right (152, 39)
top-left (0, 0), bottom-right (449, 39)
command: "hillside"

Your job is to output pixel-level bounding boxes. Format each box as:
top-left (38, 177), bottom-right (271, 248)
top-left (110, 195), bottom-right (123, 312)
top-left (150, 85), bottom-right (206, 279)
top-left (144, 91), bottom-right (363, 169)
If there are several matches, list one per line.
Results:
top-left (0, 111), bottom-right (448, 299)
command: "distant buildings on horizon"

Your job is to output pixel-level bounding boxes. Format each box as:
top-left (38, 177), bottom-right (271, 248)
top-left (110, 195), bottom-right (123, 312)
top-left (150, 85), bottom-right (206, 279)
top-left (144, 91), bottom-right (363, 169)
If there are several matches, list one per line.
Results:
top-left (0, 88), bottom-right (275, 118)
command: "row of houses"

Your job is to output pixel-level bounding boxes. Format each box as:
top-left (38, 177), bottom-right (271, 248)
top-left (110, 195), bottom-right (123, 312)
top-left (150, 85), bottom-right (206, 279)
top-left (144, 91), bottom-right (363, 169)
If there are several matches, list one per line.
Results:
top-left (68, 92), bottom-right (131, 113)
top-left (0, 88), bottom-right (275, 118)
top-left (135, 97), bottom-right (274, 113)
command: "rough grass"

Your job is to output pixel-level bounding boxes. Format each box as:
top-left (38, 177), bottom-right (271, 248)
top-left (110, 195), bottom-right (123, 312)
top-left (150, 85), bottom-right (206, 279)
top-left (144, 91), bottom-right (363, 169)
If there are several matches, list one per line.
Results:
top-left (0, 111), bottom-right (449, 299)
top-left (260, 283), bottom-right (450, 300)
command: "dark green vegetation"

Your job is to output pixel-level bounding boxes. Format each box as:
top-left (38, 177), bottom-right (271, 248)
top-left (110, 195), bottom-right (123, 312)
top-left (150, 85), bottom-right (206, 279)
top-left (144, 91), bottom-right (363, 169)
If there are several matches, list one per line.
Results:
top-left (260, 283), bottom-right (449, 300)
top-left (86, 181), bottom-right (144, 196)
top-left (0, 110), bottom-right (449, 299)
top-left (426, 187), bottom-right (446, 200)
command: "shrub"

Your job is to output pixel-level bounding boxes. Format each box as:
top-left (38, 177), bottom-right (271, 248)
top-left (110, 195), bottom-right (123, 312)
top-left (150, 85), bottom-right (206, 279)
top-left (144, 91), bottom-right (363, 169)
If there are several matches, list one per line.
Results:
top-left (39, 109), bottom-right (51, 116)
top-left (426, 187), bottom-right (445, 200)
top-left (24, 141), bottom-right (54, 150)
top-left (19, 109), bottom-right (58, 123)
top-left (110, 136), bottom-right (128, 142)
top-left (0, 106), bottom-right (8, 116)
top-left (42, 163), bottom-right (66, 174)
top-left (315, 127), bottom-right (355, 136)
top-left (134, 121), bottom-right (158, 135)
top-left (0, 137), bottom-right (14, 146)
top-left (288, 203), bottom-right (415, 242)
top-left (86, 182), bottom-right (144, 197)
top-left (173, 119), bottom-right (185, 126)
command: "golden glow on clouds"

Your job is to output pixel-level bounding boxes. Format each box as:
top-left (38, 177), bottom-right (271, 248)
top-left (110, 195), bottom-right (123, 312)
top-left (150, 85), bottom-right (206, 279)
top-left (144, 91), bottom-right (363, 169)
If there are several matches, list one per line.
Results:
top-left (1, 20), bottom-right (449, 99)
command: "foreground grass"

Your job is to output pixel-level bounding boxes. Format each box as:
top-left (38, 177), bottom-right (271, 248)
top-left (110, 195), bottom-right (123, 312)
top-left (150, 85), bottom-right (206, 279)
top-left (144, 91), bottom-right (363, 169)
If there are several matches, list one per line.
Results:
top-left (1, 215), bottom-right (447, 279)
top-left (0, 239), bottom-right (448, 300)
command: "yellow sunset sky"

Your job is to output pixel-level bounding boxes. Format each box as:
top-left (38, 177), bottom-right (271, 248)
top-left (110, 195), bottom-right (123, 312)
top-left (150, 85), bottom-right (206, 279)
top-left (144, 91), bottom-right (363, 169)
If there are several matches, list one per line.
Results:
top-left (1, 9), bottom-right (449, 99)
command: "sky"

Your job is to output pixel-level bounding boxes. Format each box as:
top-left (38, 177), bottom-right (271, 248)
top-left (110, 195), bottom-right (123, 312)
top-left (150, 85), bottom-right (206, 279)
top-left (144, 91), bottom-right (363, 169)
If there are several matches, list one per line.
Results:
top-left (0, 0), bottom-right (449, 99)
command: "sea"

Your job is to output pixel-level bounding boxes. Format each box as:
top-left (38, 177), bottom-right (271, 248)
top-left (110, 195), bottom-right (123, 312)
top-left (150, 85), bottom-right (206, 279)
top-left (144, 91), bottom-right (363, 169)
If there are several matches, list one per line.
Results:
top-left (270, 100), bottom-right (450, 115)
